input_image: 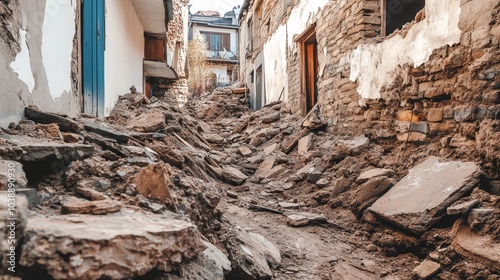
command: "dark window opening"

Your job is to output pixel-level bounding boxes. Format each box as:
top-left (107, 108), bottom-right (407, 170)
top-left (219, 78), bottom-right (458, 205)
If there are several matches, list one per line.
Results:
top-left (200, 31), bottom-right (231, 51)
top-left (383, 0), bottom-right (425, 36)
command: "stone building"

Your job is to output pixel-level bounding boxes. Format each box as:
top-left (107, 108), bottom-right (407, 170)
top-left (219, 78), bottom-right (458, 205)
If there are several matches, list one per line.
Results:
top-left (189, 7), bottom-right (240, 87)
top-left (239, 0), bottom-right (499, 174)
top-left (0, 0), bottom-right (188, 127)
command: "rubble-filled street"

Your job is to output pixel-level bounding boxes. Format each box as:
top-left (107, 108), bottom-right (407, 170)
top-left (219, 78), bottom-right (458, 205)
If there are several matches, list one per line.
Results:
top-left (0, 85), bottom-right (498, 279)
top-left (1, 0), bottom-right (500, 279)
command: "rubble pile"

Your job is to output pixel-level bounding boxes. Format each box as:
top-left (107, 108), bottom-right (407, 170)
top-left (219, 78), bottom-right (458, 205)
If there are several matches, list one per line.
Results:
top-left (184, 88), bottom-right (500, 279)
top-left (0, 85), bottom-right (498, 279)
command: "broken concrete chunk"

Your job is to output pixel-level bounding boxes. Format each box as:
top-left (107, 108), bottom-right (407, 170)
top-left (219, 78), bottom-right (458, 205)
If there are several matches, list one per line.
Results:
top-left (0, 160), bottom-right (27, 190)
top-left (261, 112), bottom-right (281, 123)
top-left (134, 162), bottom-right (176, 201)
top-left (278, 202), bottom-right (301, 209)
top-left (221, 166), bottom-right (248, 186)
top-left (128, 109), bottom-right (165, 132)
top-left (19, 211), bottom-right (205, 279)
top-left (76, 186), bottom-right (107, 201)
top-left (447, 199), bottom-right (479, 215)
top-left (356, 168), bottom-right (393, 184)
top-left (259, 165), bottom-right (287, 180)
top-left (332, 177), bottom-right (352, 196)
top-left (227, 230), bottom-right (281, 280)
top-left (352, 177), bottom-right (394, 212)
top-left (263, 143), bottom-right (278, 155)
top-left (61, 197), bottom-right (121, 215)
top-left (298, 134), bottom-right (313, 155)
top-left (369, 156), bottom-right (480, 233)
top-left (338, 135), bottom-right (370, 150)
top-left (412, 260), bottom-right (441, 279)
top-left (25, 107), bottom-right (81, 132)
top-left (316, 178), bottom-right (329, 188)
top-left (255, 156), bottom-right (276, 178)
top-left (204, 133), bottom-right (225, 144)
top-left (452, 225), bottom-right (500, 273)
top-left (0, 135), bottom-right (94, 162)
top-left (170, 240), bottom-right (231, 280)
top-left (61, 132), bottom-right (84, 143)
top-left (286, 212), bottom-right (327, 227)
top-left (238, 146), bottom-right (253, 157)
top-left (468, 208), bottom-right (494, 229)
top-left (82, 120), bottom-right (130, 143)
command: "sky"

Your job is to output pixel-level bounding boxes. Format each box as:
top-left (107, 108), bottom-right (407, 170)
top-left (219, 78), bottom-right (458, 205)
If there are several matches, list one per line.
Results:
top-left (189, 0), bottom-right (243, 14)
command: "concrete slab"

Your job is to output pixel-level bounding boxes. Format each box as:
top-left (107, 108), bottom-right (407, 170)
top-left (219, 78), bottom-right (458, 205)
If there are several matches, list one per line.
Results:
top-left (369, 156), bottom-right (480, 233)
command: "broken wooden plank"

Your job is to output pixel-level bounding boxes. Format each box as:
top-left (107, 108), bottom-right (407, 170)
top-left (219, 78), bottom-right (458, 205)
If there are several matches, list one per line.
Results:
top-left (25, 107), bottom-right (81, 133)
top-left (232, 119), bottom-right (250, 134)
top-left (232, 87), bottom-right (249, 94)
top-left (248, 204), bottom-right (283, 215)
top-left (173, 132), bottom-right (195, 150)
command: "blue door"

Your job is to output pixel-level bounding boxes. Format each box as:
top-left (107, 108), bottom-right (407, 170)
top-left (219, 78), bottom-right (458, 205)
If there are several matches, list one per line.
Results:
top-left (82, 0), bottom-right (105, 117)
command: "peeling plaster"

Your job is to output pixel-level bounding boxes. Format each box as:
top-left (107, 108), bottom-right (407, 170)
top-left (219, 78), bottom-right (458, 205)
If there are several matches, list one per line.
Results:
top-left (264, 25), bottom-right (288, 103)
top-left (10, 29), bottom-right (35, 93)
top-left (286, 0), bottom-right (329, 51)
top-left (41, 0), bottom-right (76, 100)
top-left (348, 0), bottom-right (462, 100)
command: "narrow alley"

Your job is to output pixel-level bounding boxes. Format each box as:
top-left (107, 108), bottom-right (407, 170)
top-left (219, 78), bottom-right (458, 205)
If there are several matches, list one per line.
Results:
top-left (1, 0), bottom-right (499, 279)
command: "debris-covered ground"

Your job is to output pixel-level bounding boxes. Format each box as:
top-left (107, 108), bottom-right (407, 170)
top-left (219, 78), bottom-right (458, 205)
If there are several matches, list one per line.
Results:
top-left (0, 85), bottom-right (499, 279)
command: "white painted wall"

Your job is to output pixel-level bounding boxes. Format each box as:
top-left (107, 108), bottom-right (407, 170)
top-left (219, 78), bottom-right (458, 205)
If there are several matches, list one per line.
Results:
top-left (286, 0), bottom-right (329, 51)
top-left (348, 0), bottom-right (462, 101)
top-left (10, 29), bottom-right (34, 93)
top-left (210, 65), bottom-right (229, 82)
top-left (104, 0), bottom-right (144, 115)
top-left (0, 0), bottom-right (80, 128)
top-left (263, 25), bottom-right (287, 103)
top-left (42, 0), bottom-right (76, 100)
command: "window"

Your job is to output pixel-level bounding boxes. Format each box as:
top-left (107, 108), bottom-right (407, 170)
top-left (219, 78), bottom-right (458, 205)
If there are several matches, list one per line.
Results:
top-left (200, 31), bottom-right (231, 51)
top-left (382, 0), bottom-right (425, 36)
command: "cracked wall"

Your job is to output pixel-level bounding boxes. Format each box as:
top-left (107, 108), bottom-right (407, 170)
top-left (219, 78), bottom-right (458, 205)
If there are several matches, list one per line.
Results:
top-left (0, 0), bottom-right (80, 129)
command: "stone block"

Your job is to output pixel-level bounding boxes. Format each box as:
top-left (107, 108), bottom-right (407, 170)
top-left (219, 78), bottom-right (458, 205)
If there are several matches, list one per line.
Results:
top-left (452, 225), bottom-right (500, 273)
top-left (447, 199), bottom-right (479, 215)
top-left (61, 197), bottom-right (122, 215)
top-left (409, 122), bottom-right (430, 134)
top-left (412, 260), bottom-right (441, 279)
top-left (222, 166), bottom-right (248, 186)
top-left (356, 168), bottom-right (393, 184)
top-left (426, 109), bottom-right (443, 122)
top-left (19, 211), bottom-right (205, 279)
top-left (134, 162), bottom-right (176, 201)
top-left (454, 106), bottom-right (473, 122)
top-left (396, 110), bottom-right (418, 122)
top-left (369, 156), bottom-right (480, 233)
top-left (298, 134), bottom-right (313, 155)
top-left (238, 146), bottom-right (253, 157)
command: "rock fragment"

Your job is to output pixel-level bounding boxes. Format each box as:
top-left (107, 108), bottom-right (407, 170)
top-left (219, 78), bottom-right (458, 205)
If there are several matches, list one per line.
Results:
top-left (134, 162), bottom-right (176, 201)
top-left (221, 166), bottom-right (248, 186)
top-left (61, 197), bottom-right (121, 215)
top-left (369, 156), bottom-right (480, 233)
top-left (412, 260), bottom-right (441, 279)
top-left (19, 211), bottom-right (205, 279)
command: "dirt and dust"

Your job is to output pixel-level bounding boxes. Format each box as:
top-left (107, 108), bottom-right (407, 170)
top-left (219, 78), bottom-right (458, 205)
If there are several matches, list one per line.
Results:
top-left (0, 85), bottom-right (498, 279)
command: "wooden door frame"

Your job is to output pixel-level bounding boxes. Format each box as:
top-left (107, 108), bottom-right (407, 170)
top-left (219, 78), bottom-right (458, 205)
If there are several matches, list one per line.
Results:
top-left (296, 24), bottom-right (317, 116)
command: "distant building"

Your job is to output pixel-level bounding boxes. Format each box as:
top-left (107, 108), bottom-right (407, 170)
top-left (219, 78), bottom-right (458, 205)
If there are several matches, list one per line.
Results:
top-left (189, 7), bottom-right (240, 87)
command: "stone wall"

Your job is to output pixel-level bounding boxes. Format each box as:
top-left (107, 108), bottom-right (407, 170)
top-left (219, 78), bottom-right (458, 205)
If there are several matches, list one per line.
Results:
top-left (240, 0), bottom-right (500, 177)
top-left (164, 0), bottom-right (190, 107)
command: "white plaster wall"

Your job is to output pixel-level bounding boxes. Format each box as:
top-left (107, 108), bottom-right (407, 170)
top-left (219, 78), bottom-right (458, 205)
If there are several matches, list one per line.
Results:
top-left (209, 65), bottom-right (229, 82)
top-left (10, 29), bottom-right (34, 93)
top-left (348, 0), bottom-right (462, 101)
top-left (263, 25), bottom-right (288, 103)
top-left (104, 0), bottom-right (144, 115)
top-left (42, 0), bottom-right (76, 100)
top-left (1, 0), bottom-right (80, 129)
top-left (286, 0), bottom-right (329, 51)
top-left (196, 26), bottom-right (238, 52)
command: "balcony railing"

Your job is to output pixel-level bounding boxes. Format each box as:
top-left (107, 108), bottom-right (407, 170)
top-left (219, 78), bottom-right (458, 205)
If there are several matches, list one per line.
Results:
top-left (206, 49), bottom-right (238, 61)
